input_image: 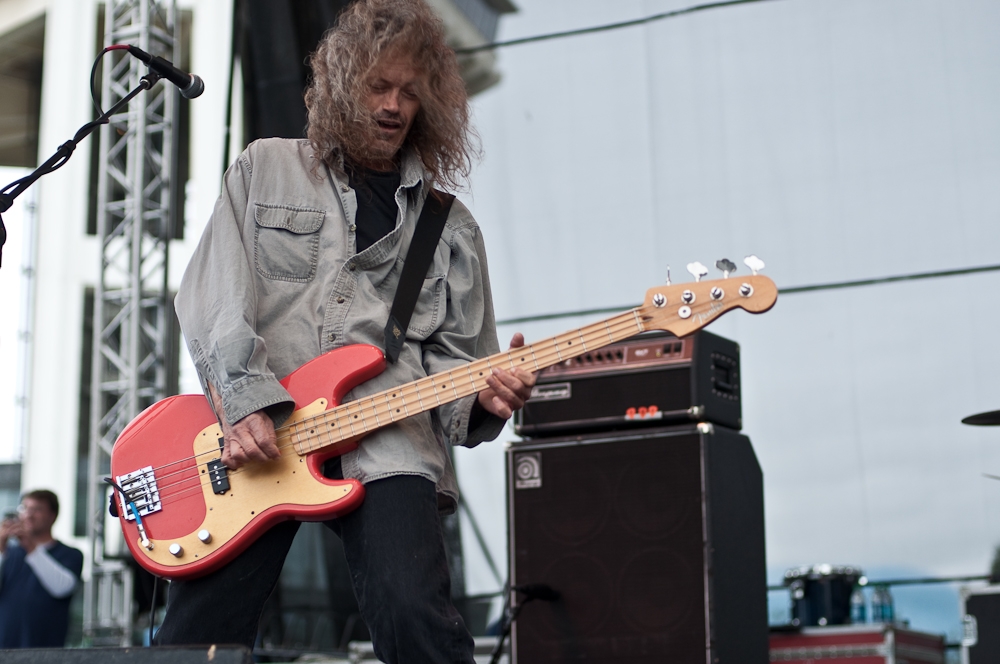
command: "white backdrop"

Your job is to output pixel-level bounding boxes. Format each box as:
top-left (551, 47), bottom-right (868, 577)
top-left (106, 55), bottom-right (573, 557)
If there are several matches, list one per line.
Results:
top-left (0, 166), bottom-right (30, 463)
top-left (452, 0), bottom-right (1000, 637)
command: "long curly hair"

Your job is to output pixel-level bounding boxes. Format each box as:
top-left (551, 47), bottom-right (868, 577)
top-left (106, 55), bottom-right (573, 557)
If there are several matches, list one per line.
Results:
top-left (305, 0), bottom-right (478, 191)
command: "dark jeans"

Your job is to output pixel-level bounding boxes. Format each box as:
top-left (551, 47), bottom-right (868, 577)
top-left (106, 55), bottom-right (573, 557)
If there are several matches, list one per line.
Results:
top-left (154, 473), bottom-right (474, 663)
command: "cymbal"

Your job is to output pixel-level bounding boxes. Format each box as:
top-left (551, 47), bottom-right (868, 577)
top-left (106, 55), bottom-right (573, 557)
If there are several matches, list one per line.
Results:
top-left (962, 410), bottom-right (1000, 426)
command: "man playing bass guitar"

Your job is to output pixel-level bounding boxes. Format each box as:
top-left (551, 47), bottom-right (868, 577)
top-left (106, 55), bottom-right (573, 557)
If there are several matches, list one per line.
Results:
top-left (154, 1), bottom-right (534, 660)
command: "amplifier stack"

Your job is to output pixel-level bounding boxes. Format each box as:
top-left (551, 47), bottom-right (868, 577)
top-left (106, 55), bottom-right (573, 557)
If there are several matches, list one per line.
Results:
top-left (507, 330), bottom-right (768, 663)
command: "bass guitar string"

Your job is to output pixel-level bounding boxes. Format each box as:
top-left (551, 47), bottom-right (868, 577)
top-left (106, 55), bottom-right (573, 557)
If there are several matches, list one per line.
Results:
top-left (145, 313), bottom-right (647, 504)
top-left (127, 276), bottom-right (752, 486)
top-left (134, 311), bottom-right (652, 505)
top-left (126, 307), bottom-right (650, 490)
top-left (127, 285), bottom-right (741, 510)
top-left (143, 316), bottom-right (633, 502)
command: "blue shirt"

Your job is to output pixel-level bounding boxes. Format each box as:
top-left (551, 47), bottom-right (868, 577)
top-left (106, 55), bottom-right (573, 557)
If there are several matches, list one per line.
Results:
top-left (0, 541), bottom-right (84, 647)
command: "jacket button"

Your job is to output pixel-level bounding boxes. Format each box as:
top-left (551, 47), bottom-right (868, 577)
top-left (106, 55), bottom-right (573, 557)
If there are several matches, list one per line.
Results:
top-left (328, 333), bottom-right (336, 342)
top-left (341, 184), bottom-right (349, 193)
top-left (337, 297), bottom-right (345, 304)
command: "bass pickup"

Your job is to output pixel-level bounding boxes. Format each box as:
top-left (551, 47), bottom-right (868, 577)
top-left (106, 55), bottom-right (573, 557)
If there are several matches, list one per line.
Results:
top-left (206, 459), bottom-right (230, 494)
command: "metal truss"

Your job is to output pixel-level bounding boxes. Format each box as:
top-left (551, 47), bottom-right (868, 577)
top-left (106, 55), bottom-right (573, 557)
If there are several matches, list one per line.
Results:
top-left (85, 0), bottom-right (178, 646)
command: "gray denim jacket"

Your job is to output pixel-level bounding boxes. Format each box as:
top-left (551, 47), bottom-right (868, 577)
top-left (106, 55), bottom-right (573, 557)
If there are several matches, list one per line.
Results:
top-left (174, 138), bottom-right (505, 506)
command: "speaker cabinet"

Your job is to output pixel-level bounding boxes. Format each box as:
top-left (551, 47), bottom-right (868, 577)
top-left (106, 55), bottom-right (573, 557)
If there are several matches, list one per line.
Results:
top-left (962, 585), bottom-right (1000, 663)
top-left (507, 425), bottom-right (767, 663)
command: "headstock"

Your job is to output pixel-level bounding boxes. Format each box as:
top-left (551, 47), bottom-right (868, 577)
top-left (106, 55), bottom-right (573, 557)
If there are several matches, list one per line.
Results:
top-left (639, 255), bottom-right (777, 337)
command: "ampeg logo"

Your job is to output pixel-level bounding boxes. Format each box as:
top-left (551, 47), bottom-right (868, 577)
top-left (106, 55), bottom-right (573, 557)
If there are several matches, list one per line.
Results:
top-left (514, 452), bottom-right (542, 489)
top-left (529, 382), bottom-right (571, 402)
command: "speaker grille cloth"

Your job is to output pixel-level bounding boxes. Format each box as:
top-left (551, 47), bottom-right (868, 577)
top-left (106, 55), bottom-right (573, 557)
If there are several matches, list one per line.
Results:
top-left (512, 434), bottom-right (706, 662)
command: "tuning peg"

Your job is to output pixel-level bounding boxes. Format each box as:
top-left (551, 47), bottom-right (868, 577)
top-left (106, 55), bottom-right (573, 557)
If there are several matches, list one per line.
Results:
top-left (686, 261), bottom-right (709, 282)
top-left (665, 266), bottom-right (671, 286)
top-left (716, 258), bottom-right (737, 279)
top-left (743, 255), bottom-right (765, 275)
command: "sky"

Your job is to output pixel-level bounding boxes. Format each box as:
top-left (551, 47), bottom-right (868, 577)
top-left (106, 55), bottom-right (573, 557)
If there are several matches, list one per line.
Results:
top-left (448, 0), bottom-right (1000, 640)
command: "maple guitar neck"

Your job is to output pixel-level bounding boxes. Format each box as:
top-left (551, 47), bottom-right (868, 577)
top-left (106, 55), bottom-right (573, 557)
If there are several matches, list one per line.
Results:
top-left (285, 310), bottom-right (644, 456)
top-left (284, 272), bottom-right (777, 456)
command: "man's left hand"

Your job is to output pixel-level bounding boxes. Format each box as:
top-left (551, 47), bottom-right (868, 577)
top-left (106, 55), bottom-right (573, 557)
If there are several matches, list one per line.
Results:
top-left (478, 333), bottom-right (536, 419)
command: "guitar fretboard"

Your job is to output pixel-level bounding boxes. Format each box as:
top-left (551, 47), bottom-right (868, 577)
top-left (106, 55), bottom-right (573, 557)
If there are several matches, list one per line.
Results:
top-left (283, 308), bottom-right (647, 454)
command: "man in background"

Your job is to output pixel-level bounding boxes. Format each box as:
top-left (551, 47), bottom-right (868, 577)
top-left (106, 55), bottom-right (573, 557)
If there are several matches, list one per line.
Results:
top-left (0, 489), bottom-right (83, 648)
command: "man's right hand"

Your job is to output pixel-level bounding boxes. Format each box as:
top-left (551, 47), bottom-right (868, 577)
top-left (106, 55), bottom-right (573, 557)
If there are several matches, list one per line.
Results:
top-left (221, 411), bottom-right (281, 469)
top-left (209, 383), bottom-right (282, 469)
top-left (0, 516), bottom-right (23, 554)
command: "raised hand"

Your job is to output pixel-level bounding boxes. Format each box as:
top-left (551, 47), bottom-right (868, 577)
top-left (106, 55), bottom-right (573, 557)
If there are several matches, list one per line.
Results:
top-left (478, 333), bottom-right (537, 419)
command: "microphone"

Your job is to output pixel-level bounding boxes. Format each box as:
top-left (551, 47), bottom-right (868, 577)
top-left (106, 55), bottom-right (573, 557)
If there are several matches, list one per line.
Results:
top-left (125, 45), bottom-right (204, 99)
top-left (513, 583), bottom-right (560, 602)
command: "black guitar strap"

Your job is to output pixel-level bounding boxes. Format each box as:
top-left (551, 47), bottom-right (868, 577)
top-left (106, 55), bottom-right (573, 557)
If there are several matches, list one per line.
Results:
top-left (383, 189), bottom-right (454, 363)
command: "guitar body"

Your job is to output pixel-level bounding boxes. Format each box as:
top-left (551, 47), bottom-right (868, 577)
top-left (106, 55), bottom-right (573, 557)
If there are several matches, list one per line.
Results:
top-left (111, 344), bottom-right (386, 580)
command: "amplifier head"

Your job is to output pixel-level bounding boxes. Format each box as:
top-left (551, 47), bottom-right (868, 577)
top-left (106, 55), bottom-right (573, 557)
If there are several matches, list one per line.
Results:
top-left (515, 330), bottom-right (741, 436)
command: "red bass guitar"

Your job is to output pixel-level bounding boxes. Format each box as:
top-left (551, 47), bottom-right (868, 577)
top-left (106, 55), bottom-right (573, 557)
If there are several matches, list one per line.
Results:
top-left (111, 271), bottom-right (777, 579)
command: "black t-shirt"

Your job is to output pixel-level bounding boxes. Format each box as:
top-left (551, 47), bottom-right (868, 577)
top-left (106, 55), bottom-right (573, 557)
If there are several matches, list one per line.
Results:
top-left (348, 163), bottom-right (402, 253)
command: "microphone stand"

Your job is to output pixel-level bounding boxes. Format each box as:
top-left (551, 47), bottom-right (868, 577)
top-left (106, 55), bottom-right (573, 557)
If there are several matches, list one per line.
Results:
top-left (489, 585), bottom-right (559, 664)
top-left (489, 590), bottom-right (529, 664)
top-left (0, 72), bottom-right (162, 269)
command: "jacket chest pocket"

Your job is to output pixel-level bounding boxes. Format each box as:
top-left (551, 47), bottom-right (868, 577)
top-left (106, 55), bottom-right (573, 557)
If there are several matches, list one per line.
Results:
top-left (254, 204), bottom-right (325, 282)
top-left (377, 257), bottom-right (446, 341)
top-left (406, 274), bottom-right (445, 340)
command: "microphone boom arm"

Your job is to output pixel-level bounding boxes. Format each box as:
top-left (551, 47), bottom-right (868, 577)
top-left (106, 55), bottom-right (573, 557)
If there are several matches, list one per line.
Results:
top-left (0, 73), bottom-right (160, 269)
